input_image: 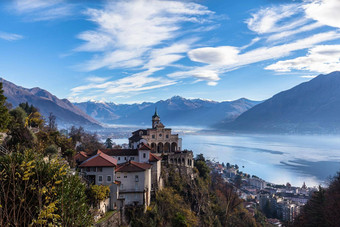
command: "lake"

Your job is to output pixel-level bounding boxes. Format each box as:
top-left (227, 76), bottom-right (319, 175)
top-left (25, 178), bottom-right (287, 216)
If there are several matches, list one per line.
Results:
top-left (113, 133), bottom-right (340, 187)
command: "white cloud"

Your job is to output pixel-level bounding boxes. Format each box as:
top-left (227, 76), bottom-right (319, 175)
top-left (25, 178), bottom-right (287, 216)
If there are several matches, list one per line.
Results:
top-left (266, 22), bottom-right (323, 42)
top-left (300, 75), bottom-right (317, 78)
top-left (70, 68), bottom-right (177, 99)
top-left (13, 0), bottom-right (63, 12)
top-left (265, 45), bottom-right (340, 73)
top-left (11, 0), bottom-right (73, 21)
top-left (76, 0), bottom-right (212, 71)
top-left (246, 4), bottom-right (305, 34)
top-left (188, 46), bottom-right (240, 65)
top-left (0, 31), bottom-right (23, 41)
top-left (188, 31), bottom-right (340, 67)
top-left (304, 0), bottom-right (340, 28)
top-left (86, 76), bottom-right (111, 83)
top-left (70, 0), bottom-right (214, 99)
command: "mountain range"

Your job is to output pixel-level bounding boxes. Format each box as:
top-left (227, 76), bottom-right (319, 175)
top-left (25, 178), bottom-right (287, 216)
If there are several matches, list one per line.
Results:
top-left (3, 71), bottom-right (340, 134)
top-left (74, 96), bottom-right (260, 127)
top-left (219, 71), bottom-right (340, 133)
top-left (0, 78), bottom-right (101, 129)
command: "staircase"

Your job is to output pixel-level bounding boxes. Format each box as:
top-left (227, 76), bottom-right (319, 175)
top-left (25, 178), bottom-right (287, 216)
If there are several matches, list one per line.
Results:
top-left (0, 145), bottom-right (9, 155)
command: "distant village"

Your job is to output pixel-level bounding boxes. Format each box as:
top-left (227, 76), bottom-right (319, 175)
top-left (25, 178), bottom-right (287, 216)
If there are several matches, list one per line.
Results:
top-left (209, 161), bottom-right (316, 226)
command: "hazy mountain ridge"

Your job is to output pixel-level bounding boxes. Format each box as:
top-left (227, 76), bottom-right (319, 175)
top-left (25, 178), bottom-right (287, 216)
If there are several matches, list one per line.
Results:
top-left (0, 78), bottom-right (101, 129)
top-left (218, 71), bottom-right (340, 133)
top-left (74, 96), bottom-right (260, 127)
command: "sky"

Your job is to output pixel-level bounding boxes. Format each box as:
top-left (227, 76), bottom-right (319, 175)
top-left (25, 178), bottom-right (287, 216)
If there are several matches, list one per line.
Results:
top-left (0, 0), bottom-right (339, 104)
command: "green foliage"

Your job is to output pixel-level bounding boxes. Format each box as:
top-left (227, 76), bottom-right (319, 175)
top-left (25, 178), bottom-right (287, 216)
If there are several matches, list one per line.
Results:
top-left (194, 159), bottom-right (210, 180)
top-left (105, 138), bottom-right (113, 149)
top-left (44, 144), bottom-right (59, 157)
top-left (9, 107), bottom-right (27, 125)
top-left (19, 102), bottom-right (38, 115)
top-left (87, 185), bottom-right (110, 207)
top-left (0, 150), bottom-right (93, 226)
top-left (293, 172), bottom-right (340, 226)
top-left (0, 82), bottom-right (11, 132)
top-left (26, 111), bottom-right (44, 128)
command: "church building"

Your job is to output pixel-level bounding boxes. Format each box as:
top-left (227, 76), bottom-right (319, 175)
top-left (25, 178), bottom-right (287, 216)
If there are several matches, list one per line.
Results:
top-left (129, 109), bottom-right (182, 153)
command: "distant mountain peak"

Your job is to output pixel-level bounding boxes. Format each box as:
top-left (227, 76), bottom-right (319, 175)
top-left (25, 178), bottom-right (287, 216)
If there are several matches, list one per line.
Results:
top-left (1, 77), bottom-right (101, 129)
top-left (219, 71), bottom-right (340, 133)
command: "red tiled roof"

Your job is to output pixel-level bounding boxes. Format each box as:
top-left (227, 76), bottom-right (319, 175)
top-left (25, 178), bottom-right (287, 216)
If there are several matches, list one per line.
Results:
top-left (138, 143), bottom-right (151, 151)
top-left (115, 161), bottom-right (152, 172)
top-left (75, 151), bottom-right (88, 158)
top-left (99, 149), bottom-right (139, 156)
top-left (149, 153), bottom-right (161, 162)
top-left (79, 152), bottom-right (117, 167)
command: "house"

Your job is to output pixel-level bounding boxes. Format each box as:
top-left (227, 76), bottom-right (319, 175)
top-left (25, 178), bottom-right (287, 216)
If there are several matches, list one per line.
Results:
top-left (100, 143), bottom-right (163, 192)
top-left (115, 161), bottom-right (152, 207)
top-left (79, 151), bottom-right (117, 185)
top-left (74, 151), bottom-right (89, 165)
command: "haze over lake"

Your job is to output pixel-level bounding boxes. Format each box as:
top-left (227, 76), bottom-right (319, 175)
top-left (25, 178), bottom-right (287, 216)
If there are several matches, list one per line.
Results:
top-left (114, 133), bottom-right (340, 187)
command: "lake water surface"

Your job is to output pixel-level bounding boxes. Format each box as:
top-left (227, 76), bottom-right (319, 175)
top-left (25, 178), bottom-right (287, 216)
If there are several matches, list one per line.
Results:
top-left (182, 134), bottom-right (340, 187)
top-left (113, 133), bottom-right (340, 187)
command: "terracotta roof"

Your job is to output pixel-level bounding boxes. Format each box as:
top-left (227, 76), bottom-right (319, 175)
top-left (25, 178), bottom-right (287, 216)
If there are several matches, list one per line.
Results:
top-left (149, 153), bottom-right (161, 162)
top-left (138, 143), bottom-right (151, 151)
top-left (75, 151), bottom-right (88, 158)
top-left (129, 129), bottom-right (147, 142)
top-left (99, 149), bottom-right (138, 156)
top-left (79, 152), bottom-right (117, 167)
top-left (116, 161), bottom-right (152, 172)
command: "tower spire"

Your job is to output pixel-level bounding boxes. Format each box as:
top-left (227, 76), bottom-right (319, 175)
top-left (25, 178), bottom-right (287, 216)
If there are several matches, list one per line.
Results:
top-left (153, 107), bottom-right (159, 118)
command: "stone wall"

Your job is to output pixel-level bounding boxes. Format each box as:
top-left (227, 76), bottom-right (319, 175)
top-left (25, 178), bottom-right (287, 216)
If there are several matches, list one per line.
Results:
top-left (95, 210), bottom-right (122, 227)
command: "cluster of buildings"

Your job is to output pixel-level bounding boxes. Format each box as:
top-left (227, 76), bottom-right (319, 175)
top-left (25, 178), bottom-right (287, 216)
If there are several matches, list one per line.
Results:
top-left (74, 110), bottom-right (194, 214)
top-left (210, 161), bottom-right (315, 225)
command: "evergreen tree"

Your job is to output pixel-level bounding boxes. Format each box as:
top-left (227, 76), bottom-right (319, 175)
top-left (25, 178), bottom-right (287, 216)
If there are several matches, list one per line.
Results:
top-left (104, 138), bottom-right (113, 148)
top-left (0, 82), bottom-right (10, 131)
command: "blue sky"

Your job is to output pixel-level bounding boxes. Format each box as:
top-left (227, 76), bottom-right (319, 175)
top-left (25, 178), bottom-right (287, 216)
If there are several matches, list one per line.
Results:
top-left (0, 0), bottom-right (339, 104)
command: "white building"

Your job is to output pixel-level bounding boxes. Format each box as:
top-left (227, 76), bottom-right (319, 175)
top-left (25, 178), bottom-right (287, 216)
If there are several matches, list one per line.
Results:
top-left (79, 152), bottom-right (117, 185)
top-left (115, 161), bottom-right (152, 207)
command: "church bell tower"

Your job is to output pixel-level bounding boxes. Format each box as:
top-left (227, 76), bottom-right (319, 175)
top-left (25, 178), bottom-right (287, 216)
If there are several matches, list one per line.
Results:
top-left (152, 108), bottom-right (160, 128)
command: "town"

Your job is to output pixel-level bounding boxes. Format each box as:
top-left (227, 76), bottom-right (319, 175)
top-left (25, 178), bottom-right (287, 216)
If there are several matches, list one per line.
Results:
top-left (209, 161), bottom-right (316, 226)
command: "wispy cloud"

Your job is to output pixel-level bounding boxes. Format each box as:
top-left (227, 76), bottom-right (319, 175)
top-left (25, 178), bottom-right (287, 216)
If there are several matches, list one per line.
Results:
top-left (265, 45), bottom-right (340, 73)
top-left (11, 0), bottom-right (73, 21)
top-left (70, 0), bottom-right (213, 100)
top-left (75, 0), bottom-right (212, 71)
top-left (171, 1), bottom-right (340, 85)
top-left (0, 31), bottom-right (23, 41)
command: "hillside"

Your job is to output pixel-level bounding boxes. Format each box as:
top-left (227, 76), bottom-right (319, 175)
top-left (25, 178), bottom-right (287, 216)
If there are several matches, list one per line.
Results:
top-left (74, 96), bottom-right (260, 127)
top-left (218, 71), bottom-right (340, 133)
top-left (0, 78), bottom-right (101, 129)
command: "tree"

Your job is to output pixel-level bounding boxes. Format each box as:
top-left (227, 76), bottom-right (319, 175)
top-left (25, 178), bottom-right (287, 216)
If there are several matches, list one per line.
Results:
top-left (26, 111), bottom-right (44, 128)
top-left (44, 144), bottom-right (59, 158)
top-left (19, 102), bottom-right (38, 115)
top-left (0, 150), bottom-right (93, 226)
top-left (0, 82), bottom-right (11, 131)
top-left (104, 138), bottom-right (113, 149)
top-left (86, 185), bottom-right (110, 208)
top-left (47, 112), bottom-right (57, 131)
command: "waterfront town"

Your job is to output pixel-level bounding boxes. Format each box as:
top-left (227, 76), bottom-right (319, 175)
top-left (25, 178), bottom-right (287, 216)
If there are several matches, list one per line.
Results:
top-left (209, 161), bottom-right (316, 226)
top-left (73, 110), bottom-right (315, 226)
